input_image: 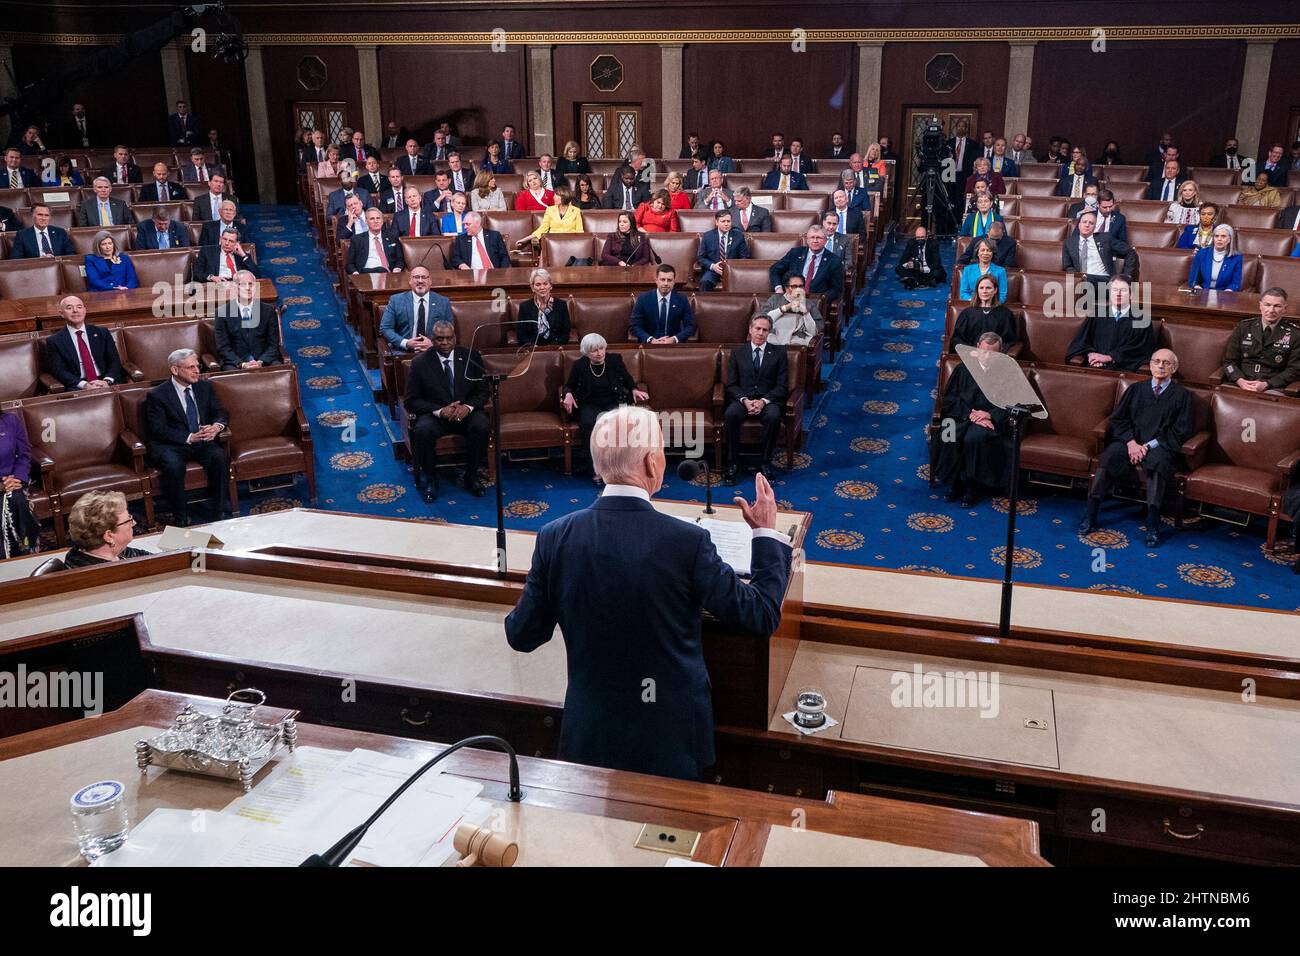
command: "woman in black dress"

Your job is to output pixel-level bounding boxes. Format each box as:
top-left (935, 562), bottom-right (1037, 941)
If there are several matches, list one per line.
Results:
top-left (572, 175), bottom-right (602, 210)
top-left (61, 491), bottom-right (150, 568)
top-left (516, 268), bottom-right (571, 346)
top-left (950, 275), bottom-right (1018, 352)
top-left (557, 140), bottom-right (592, 175)
top-left (599, 212), bottom-right (655, 267)
top-left (563, 333), bottom-right (649, 480)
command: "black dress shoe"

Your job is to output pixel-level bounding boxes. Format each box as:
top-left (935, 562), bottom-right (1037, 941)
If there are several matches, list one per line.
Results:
top-left (465, 479), bottom-right (486, 497)
top-left (721, 466), bottom-right (737, 485)
top-left (423, 482), bottom-right (439, 503)
top-left (1145, 530), bottom-right (1160, 548)
top-left (1077, 517), bottom-right (1096, 535)
top-left (943, 486), bottom-right (963, 502)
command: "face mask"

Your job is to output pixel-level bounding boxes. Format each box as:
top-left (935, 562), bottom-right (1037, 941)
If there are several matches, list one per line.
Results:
top-left (1084, 196), bottom-right (1098, 207)
top-left (1225, 147), bottom-right (1237, 155)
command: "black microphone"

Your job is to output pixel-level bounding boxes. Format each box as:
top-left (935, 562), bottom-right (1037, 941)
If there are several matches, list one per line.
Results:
top-left (300, 734), bottom-right (524, 867)
top-left (677, 459), bottom-right (715, 515)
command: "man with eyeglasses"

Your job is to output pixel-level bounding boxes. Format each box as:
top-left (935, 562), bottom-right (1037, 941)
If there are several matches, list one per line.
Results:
top-left (144, 348), bottom-right (230, 526)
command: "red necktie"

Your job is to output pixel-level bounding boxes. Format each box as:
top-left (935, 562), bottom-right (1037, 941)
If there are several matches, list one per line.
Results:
top-left (76, 330), bottom-right (98, 380)
top-left (742, 210), bottom-right (749, 229)
top-left (225, 253), bottom-right (235, 275)
top-left (804, 252), bottom-right (818, 289)
top-left (373, 235), bottom-right (389, 269)
top-left (409, 213), bottom-right (417, 237)
top-left (475, 235), bottom-right (491, 267)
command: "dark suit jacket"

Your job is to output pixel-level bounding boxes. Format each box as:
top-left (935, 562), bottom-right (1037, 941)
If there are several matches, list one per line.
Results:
top-left (788, 155), bottom-right (818, 175)
top-left (827, 206), bottom-right (866, 238)
top-left (505, 495), bottom-right (792, 779)
top-left (0, 166), bottom-right (39, 188)
top-left (1278, 205), bottom-right (1300, 232)
top-left (683, 168), bottom-right (710, 191)
top-left (168, 113), bottom-right (202, 146)
top-left (957, 236), bottom-right (1015, 269)
top-left (99, 162), bottom-right (142, 184)
top-left (199, 218), bottom-right (243, 248)
top-left (1257, 160), bottom-right (1290, 188)
top-left (1053, 172), bottom-right (1099, 197)
top-left (759, 170), bottom-right (809, 190)
top-left (516, 298), bottom-right (571, 346)
top-left (392, 206), bottom-right (439, 237)
top-left (947, 137), bottom-right (978, 179)
top-left (696, 227), bottom-right (750, 270)
top-left (449, 230), bottom-right (510, 269)
top-left (214, 302), bottom-right (282, 369)
top-left (75, 197), bottom-right (131, 227)
top-left (500, 139), bottom-right (526, 162)
top-left (192, 191), bottom-right (238, 221)
top-left (347, 228), bottom-right (406, 273)
top-left (728, 203), bottom-right (772, 233)
top-left (11, 225), bottom-right (74, 259)
top-left (139, 179), bottom-right (186, 204)
top-left (768, 248), bottom-right (844, 303)
top-left (631, 290), bottom-right (694, 343)
top-left (404, 346), bottom-right (489, 415)
top-left (603, 181), bottom-right (651, 210)
top-left (0, 410), bottom-right (31, 484)
top-left (343, 144), bottom-right (378, 166)
top-left (395, 154), bottom-right (429, 177)
top-left (144, 379), bottom-right (229, 448)
top-left (0, 206), bottom-right (19, 233)
top-left (193, 246), bottom-right (257, 281)
top-left (1145, 174), bottom-right (1192, 201)
top-left (135, 219), bottom-right (189, 249)
top-left (44, 324), bottom-right (126, 388)
top-left (726, 343), bottom-right (788, 406)
top-left (325, 187), bottom-right (373, 223)
top-left (902, 236), bottom-right (947, 272)
top-left (359, 172), bottom-right (389, 197)
top-left (1061, 231), bottom-right (1139, 278)
top-left (180, 163), bottom-right (226, 183)
top-left (564, 353), bottom-right (635, 406)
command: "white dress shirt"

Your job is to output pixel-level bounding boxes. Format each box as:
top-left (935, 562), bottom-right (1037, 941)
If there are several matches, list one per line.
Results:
top-left (1079, 236), bottom-right (1107, 276)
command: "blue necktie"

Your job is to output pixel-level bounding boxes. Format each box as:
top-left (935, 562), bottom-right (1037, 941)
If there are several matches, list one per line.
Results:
top-left (159, 229), bottom-right (169, 249)
top-left (444, 357), bottom-right (455, 396)
top-left (659, 297), bottom-right (668, 337)
top-left (183, 387), bottom-right (200, 432)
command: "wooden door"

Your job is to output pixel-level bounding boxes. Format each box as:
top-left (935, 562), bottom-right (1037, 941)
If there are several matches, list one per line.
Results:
top-left (294, 101), bottom-right (349, 144)
top-left (578, 104), bottom-right (642, 160)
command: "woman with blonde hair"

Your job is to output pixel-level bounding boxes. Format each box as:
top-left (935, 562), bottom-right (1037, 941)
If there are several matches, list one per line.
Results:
top-left (62, 491), bottom-right (150, 568)
top-left (84, 231), bottom-right (138, 291)
top-left (557, 140), bottom-right (591, 175)
top-left (1165, 179), bottom-right (1201, 226)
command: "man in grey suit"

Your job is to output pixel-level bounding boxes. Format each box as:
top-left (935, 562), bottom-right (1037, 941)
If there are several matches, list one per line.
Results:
top-left (379, 266), bottom-right (452, 353)
top-left (728, 188), bottom-right (772, 232)
top-left (75, 177), bottom-right (131, 227)
top-left (694, 168), bottom-right (733, 210)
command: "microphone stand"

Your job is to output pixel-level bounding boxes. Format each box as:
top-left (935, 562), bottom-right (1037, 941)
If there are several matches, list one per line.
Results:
top-left (300, 734), bottom-right (524, 867)
top-left (677, 459), bottom-right (715, 514)
top-left (998, 403), bottom-right (1036, 637)
top-left (487, 368), bottom-right (508, 577)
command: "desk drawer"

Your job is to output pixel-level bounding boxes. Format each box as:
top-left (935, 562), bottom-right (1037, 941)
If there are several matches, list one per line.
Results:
top-left (1058, 790), bottom-right (1300, 864)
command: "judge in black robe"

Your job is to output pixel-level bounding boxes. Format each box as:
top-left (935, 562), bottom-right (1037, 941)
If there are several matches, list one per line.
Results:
top-left (951, 303), bottom-right (1019, 353)
top-left (1065, 310), bottom-right (1156, 371)
top-left (1080, 349), bottom-right (1194, 546)
top-left (933, 336), bottom-right (1014, 506)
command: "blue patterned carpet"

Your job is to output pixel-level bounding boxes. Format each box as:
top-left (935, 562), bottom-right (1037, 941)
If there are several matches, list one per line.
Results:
top-left (240, 205), bottom-right (1297, 611)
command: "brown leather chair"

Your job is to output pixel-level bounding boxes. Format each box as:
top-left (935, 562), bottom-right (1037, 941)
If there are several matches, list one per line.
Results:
top-left (1126, 222), bottom-right (1180, 248)
top-left (1014, 240), bottom-right (1064, 272)
top-left (1179, 390), bottom-right (1300, 549)
top-left (569, 294), bottom-right (636, 343)
top-left (1257, 257), bottom-right (1300, 297)
top-left (539, 234), bottom-right (600, 268)
top-left (638, 346), bottom-right (723, 467)
top-left (1016, 197), bottom-right (1070, 219)
top-left (579, 210), bottom-right (622, 235)
top-left (722, 260), bottom-right (777, 295)
top-left (17, 206), bottom-right (75, 231)
top-left (1196, 185), bottom-right (1240, 206)
top-left (130, 202), bottom-right (187, 225)
top-left (208, 366), bottom-right (315, 513)
top-left (1222, 206), bottom-right (1280, 231)
top-left (997, 196), bottom-right (1020, 218)
top-left (1097, 165), bottom-right (1147, 182)
top-left (1012, 179), bottom-right (1060, 198)
top-left (770, 211), bottom-right (817, 234)
top-left (1020, 310), bottom-right (1087, 365)
top-left (118, 383), bottom-right (229, 514)
top-left (1134, 248), bottom-right (1193, 286)
top-left (721, 343), bottom-right (805, 471)
top-left (0, 259), bottom-right (62, 299)
top-left (481, 211), bottom-right (539, 248)
top-left (18, 389), bottom-right (153, 544)
top-left (1186, 167), bottom-right (1238, 187)
top-left (676, 210), bottom-right (717, 233)
top-left (747, 233), bottom-right (802, 260)
top-left (1235, 229), bottom-right (1296, 258)
top-left (119, 320), bottom-right (219, 382)
top-left (692, 294), bottom-right (759, 343)
top-left (450, 299), bottom-right (507, 349)
top-left (0, 187), bottom-right (30, 209)
top-left (726, 175), bottom-right (763, 192)
top-left (1158, 321), bottom-right (1230, 387)
top-left (782, 193), bottom-right (829, 214)
top-left (1021, 366), bottom-right (1118, 481)
top-left (185, 221), bottom-right (205, 246)
top-left (644, 233), bottom-right (700, 284)
top-left (126, 247), bottom-right (195, 287)
top-left (69, 225), bottom-right (133, 256)
top-left (1016, 165), bottom-right (1061, 181)
top-left (1018, 272), bottom-right (1087, 311)
top-left (397, 235), bottom-right (456, 271)
top-left (481, 350), bottom-right (571, 473)
top-left (1118, 200), bottom-right (1170, 223)
top-left (1104, 181), bottom-right (1149, 202)
top-left (491, 174), bottom-right (525, 193)
top-left (1015, 218), bottom-right (1070, 242)
top-left (0, 333), bottom-right (44, 400)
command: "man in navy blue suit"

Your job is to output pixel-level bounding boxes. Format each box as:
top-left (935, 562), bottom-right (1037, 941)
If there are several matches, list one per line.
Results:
top-left (11, 204), bottom-right (74, 258)
top-left (136, 205), bottom-right (189, 249)
top-left (630, 264), bottom-right (694, 343)
top-left (760, 155), bottom-right (809, 191)
top-left (43, 296), bottom-right (126, 389)
top-left (1, 147), bottom-right (38, 188)
top-left (505, 404), bottom-right (793, 780)
top-left (695, 210), bottom-right (750, 292)
top-left (143, 348), bottom-right (230, 526)
top-left (768, 228), bottom-right (844, 306)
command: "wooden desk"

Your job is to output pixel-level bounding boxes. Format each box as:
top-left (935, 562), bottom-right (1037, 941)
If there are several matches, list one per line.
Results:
top-left (0, 690), bottom-right (1044, 866)
top-left (0, 279), bottom-right (280, 335)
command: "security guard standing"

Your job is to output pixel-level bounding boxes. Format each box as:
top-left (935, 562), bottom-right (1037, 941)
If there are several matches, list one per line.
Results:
top-left (1222, 287), bottom-right (1300, 394)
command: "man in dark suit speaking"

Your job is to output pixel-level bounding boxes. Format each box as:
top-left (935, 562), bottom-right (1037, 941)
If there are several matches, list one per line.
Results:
top-left (505, 404), bottom-right (793, 780)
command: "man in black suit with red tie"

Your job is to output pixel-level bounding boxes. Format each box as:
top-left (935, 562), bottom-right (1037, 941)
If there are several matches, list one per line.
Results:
top-left (346, 130), bottom-right (378, 166)
top-left (347, 208), bottom-right (405, 275)
top-left (144, 348), bottom-right (230, 526)
top-left (43, 296), bottom-right (126, 390)
top-left (504, 404), bottom-right (792, 781)
top-left (403, 320), bottom-right (489, 501)
top-left (99, 145), bottom-right (142, 184)
top-left (722, 315), bottom-right (788, 483)
top-left (768, 227), bottom-right (844, 307)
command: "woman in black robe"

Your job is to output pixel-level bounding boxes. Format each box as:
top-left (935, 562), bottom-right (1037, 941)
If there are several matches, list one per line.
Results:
top-left (933, 334), bottom-right (1014, 506)
top-left (951, 274), bottom-right (1019, 353)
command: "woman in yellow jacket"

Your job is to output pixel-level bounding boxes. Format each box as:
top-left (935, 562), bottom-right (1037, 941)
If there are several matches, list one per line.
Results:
top-left (516, 185), bottom-right (585, 249)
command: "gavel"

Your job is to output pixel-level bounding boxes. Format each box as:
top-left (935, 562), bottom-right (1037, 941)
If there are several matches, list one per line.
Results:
top-left (453, 823), bottom-right (519, 867)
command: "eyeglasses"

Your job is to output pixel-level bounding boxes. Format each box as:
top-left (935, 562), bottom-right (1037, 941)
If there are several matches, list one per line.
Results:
top-left (115, 516), bottom-right (135, 528)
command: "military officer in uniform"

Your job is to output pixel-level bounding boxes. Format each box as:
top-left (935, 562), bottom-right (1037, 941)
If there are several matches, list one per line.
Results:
top-left (1221, 288), bottom-right (1300, 395)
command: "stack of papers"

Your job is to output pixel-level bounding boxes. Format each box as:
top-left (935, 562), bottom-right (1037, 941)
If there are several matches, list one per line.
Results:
top-left (96, 747), bottom-right (487, 867)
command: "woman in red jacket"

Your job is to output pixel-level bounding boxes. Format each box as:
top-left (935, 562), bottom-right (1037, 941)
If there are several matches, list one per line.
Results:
top-left (664, 172), bottom-right (693, 211)
top-left (634, 189), bottom-right (680, 232)
top-left (513, 171), bottom-right (555, 211)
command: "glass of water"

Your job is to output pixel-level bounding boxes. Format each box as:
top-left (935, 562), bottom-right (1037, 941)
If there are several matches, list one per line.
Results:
top-left (70, 780), bottom-right (129, 862)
